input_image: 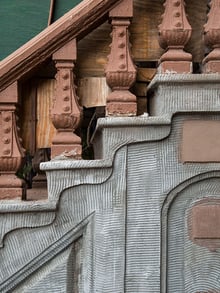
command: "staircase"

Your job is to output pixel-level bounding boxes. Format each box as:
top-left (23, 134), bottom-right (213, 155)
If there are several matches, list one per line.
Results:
top-left (1, 0), bottom-right (220, 292)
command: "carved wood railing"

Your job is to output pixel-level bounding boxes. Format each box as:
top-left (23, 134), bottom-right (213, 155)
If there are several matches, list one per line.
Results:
top-left (0, 0), bottom-right (135, 200)
top-left (105, 0), bottom-right (137, 116)
top-left (51, 39), bottom-right (82, 159)
top-left (0, 83), bottom-right (26, 199)
top-left (158, 0), bottom-right (220, 74)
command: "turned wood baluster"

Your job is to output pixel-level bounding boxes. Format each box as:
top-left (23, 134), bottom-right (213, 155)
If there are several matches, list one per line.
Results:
top-left (105, 0), bottom-right (137, 116)
top-left (51, 39), bottom-right (82, 159)
top-left (203, 0), bottom-right (220, 73)
top-left (0, 82), bottom-right (26, 199)
top-left (158, 0), bottom-right (192, 73)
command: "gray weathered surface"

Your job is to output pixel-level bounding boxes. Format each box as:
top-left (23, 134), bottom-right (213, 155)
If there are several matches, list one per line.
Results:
top-left (1, 74), bottom-right (220, 292)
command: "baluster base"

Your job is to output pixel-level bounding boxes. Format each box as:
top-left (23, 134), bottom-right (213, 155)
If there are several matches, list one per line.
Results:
top-left (51, 132), bottom-right (82, 159)
top-left (203, 48), bottom-right (220, 73)
top-left (0, 174), bottom-right (26, 200)
top-left (106, 90), bottom-right (137, 116)
top-left (159, 61), bottom-right (192, 74)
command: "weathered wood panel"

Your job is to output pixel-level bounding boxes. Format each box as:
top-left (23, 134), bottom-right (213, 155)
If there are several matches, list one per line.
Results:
top-left (78, 77), bottom-right (111, 107)
top-left (36, 79), bottom-right (56, 148)
top-left (77, 22), bottom-right (111, 77)
top-left (21, 79), bottom-right (56, 152)
top-left (77, 0), bottom-right (208, 77)
top-left (130, 0), bottom-right (164, 61)
top-left (20, 80), bottom-right (37, 155)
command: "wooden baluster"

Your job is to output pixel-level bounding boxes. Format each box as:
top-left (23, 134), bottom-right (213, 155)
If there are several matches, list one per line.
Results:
top-left (51, 39), bottom-right (82, 159)
top-left (0, 82), bottom-right (26, 199)
top-left (158, 0), bottom-right (192, 73)
top-left (105, 0), bottom-right (137, 116)
top-left (203, 0), bottom-right (220, 73)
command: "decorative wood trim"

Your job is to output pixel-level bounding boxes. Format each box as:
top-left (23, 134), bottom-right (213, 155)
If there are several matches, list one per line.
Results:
top-left (51, 39), bottom-right (82, 159)
top-left (0, 82), bottom-right (26, 199)
top-left (105, 0), bottom-right (137, 116)
top-left (0, 0), bottom-right (122, 92)
top-left (158, 0), bottom-right (192, 73)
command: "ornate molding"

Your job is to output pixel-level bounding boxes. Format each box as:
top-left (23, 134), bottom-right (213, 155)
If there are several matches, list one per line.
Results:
top-left (51, 39), bottom-right (82, 159)
top-left (203, 0), bottom-right (220, 73)
top-left (105, 0), bottom-right (137, 116)
top-left (0, 83), bottom-right (26, 199)
top-left (158, 0), bottom-right (192, 73)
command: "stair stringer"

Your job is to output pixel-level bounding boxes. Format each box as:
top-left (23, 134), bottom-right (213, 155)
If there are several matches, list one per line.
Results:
top-left (0, 146), bottom-right (127, 293)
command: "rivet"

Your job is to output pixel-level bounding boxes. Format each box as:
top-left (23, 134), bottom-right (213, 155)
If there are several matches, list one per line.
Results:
top-left (3, 115), bottom-right (11, 122)
top-left (3, 148), bottom-right (10, 155)
top-left (118, 42), bottom-right (125, 49)
top-left (63, 96), bottom-right (70, 101)
top-left (119, 54), bottom-right (125, 59)
top-left (3, 127), bottom-right (11, 134)
top-left (119, 64), bottom-right (126, 69)
top-left (118, 30), bottom-right (125, 37)
top-left (63, 84), bottom-right (69, 91)
top-left (62, 72), bottom-right (69, 80)
top-left (173, 0), bottom-right (180, 6)
top-left (3, 138), bottom-right (10, 144)
top-left (174, 11), bottom-right (181, 17)
top-left (63, 106), bottom-right (70, 112)
top-left (175, 22), bottom-right (182, 27)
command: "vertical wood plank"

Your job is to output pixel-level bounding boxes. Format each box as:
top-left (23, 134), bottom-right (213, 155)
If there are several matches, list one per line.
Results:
top-left (20, 80), bottom-right (37, 155)
top-left (36, 79), bottom-right (56, 148)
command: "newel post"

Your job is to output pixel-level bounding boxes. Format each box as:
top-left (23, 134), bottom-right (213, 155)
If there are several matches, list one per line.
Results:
top-left (0, 82), bottom-right (26, 199)
top-left (158, 0), bottom-right (192, 73)
top-left (51, 39), bottom-right (82, 159)
top-left (105, 0), bottom-right (137, 116)
top-left (203, 0), bottom-right (220, 73)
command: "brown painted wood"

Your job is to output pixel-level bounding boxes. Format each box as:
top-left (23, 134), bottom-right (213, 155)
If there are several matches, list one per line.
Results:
top-left (77, 0), bottom-right (207, 78)
top-left (0, 0), bottom-right (123, 92)
top-left (0, 0), bottom-right (208, 91)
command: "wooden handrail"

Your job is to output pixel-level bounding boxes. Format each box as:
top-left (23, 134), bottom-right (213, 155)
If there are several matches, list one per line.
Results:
top-left (0, 0), bottom-right (122, 92)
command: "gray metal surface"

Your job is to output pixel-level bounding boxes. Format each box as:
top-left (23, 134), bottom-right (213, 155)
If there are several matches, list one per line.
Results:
top-left (1, 74), bottom-right (220, 292)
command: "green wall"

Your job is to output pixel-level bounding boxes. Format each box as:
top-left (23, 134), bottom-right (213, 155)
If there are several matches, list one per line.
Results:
top-left (0, 0), bottom-right (82, 60)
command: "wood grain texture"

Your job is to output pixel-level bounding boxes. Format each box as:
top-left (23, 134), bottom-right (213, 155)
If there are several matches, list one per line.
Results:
top-left (130, 0), bottom-right (164, 61)
top-left (77, 0), bottom-right (208, 78)
top-left (78, 77), bottom-right (111, 107)
top-left (77, 22), bottom-right (111, 77)
top-left (21, 79), bottom-right (56, 151)
top-left (20, 80), bottom-right (37, 154)
top-left (36, 79), bottom-right (56, 148)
